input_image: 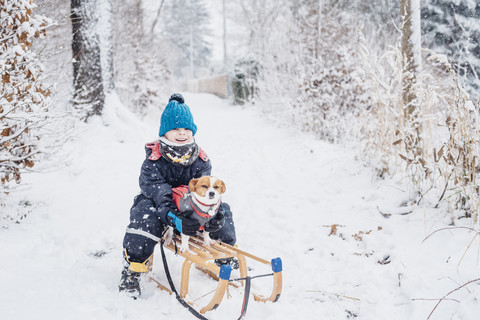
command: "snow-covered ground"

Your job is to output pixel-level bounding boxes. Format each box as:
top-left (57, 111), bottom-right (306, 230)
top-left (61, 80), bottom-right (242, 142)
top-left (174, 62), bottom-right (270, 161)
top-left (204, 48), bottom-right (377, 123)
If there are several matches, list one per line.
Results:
top-left (2, 93), bottom-right (479, 319)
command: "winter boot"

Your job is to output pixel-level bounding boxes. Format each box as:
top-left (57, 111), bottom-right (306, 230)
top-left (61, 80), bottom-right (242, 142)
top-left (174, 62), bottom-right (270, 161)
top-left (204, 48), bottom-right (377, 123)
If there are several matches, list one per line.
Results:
top-left (119, 249), bottom-right (153, 299)
top-left (214, 257), bottom-right (239, 270)
top-left (119, 267), bottom-right (142, 299)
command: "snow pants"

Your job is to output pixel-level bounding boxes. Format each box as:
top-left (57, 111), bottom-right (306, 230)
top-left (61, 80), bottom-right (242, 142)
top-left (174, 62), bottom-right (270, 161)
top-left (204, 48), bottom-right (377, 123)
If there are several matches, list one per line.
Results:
top-left (123, 194), bottom-right (237, 264)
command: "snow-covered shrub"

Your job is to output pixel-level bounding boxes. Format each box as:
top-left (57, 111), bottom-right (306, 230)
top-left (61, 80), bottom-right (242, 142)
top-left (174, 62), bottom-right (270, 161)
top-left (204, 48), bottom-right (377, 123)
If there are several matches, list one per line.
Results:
top-left (233, 1), bottom-right (371, 142)
top-left (291, 19), bottom-right (371, 143)
top-left (357, 33), bottom-right (444, 178)
top-left (356, 37), bottom-right (404, 177)
top-left (0, 0), bottom-right (51, 196)
top-left (417, 54), bottom-right (480, 222)
top-left (232, 59), bottom-right (260, 105)
top-left (358, 35), bottom-right (480, 223)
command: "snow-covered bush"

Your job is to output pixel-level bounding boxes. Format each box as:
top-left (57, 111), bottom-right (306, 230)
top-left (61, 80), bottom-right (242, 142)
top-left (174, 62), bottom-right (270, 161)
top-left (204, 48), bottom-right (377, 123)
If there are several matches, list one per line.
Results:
top-left (0, 0), bottom-right (50, 196)
top-left (291, 17), bottom-right (370, 143)
top-left (356, 37), bottom-right (404, 177)
top-left (358, 34), bottom-right (480, 223)
top-left (240, 2), bottom-right (371, 143)
top-left (416, 54), bottom-right (480, 222)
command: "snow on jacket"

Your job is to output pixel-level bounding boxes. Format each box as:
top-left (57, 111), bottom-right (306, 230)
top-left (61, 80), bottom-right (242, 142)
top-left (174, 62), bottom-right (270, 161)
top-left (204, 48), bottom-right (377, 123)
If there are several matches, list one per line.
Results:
top-left (138, 141), bottom-right (211, 225)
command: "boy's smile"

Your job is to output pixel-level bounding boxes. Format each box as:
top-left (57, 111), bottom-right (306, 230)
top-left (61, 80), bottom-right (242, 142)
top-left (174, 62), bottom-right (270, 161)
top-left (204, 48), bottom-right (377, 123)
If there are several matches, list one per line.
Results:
top-left (164, 128), bottom-right (194, 144)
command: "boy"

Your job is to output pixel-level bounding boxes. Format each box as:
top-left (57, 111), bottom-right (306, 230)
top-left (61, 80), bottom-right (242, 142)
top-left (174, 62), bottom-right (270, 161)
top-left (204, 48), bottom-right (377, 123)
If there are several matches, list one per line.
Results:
top-left (119, 93), bottom-right (236, 298)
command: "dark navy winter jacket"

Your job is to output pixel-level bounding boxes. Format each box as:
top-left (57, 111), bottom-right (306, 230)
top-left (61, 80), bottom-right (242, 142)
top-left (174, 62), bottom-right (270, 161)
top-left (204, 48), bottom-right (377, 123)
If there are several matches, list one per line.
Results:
top-left (138, 142), bottom-right (212, 225)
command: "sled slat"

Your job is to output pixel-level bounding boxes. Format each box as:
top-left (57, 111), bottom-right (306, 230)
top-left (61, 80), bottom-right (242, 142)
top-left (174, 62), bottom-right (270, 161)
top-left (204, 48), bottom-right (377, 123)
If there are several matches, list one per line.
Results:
top-left (218, 242), bottom-right (270, 265)
top-left (189, 238), bottom-right (229, 259)
top-left (149, 277), bottom-right (173, 295)
top-left (187, 243), bottom-right (214, 259)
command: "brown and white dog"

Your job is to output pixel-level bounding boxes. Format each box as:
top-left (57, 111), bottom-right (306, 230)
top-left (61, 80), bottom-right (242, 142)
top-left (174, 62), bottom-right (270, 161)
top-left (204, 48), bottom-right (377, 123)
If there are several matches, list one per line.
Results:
top-left (164, 176), bottom-right (226, 252)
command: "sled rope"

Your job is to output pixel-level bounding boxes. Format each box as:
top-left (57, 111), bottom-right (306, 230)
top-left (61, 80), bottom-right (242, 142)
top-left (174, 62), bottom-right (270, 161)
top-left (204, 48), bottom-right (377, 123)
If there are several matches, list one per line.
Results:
top-left (160, 239), bottom-right (209, 320)
top-left (191, 288), bottom-right (217, 303)
top-left (237, 276), bottom-right (251, 320)
top-left (160, 238), bottom-right (256, 320)
top-left (231, 273), bottom-right (280, 319)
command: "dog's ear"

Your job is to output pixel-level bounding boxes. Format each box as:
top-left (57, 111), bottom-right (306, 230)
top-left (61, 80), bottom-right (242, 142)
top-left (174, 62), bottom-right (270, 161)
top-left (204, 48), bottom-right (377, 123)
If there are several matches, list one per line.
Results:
top-left (217, 180), bottom-right (226, 194)
top-left (188, 178), bottom-right (199, 192)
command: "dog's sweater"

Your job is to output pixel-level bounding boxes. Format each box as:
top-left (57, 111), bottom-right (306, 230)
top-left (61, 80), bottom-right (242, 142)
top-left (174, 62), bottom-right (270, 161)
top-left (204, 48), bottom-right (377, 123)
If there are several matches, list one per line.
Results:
top-left (172, 186), bottom-right (221, 230)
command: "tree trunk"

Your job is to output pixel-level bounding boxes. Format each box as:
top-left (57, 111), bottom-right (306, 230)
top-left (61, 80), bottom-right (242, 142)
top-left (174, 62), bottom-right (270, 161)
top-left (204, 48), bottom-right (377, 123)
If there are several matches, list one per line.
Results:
top-left (151, 0), bottom-right (165, 35)
top-left (400, 0), bottom-right (421, 121)
top-left (98, 0), bottom-right (115, 93)
top-left (400, 0), bottom-right (422, 155)
top-left (71, 0), bottom-right (105, 120)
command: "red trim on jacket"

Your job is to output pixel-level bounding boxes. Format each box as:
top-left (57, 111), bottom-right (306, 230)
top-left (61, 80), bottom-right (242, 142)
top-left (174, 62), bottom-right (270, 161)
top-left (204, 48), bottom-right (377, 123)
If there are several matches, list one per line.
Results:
top-left (199, 148), bottom-right (208, 161)
top-left (146, 141), bottom-right (162, 160)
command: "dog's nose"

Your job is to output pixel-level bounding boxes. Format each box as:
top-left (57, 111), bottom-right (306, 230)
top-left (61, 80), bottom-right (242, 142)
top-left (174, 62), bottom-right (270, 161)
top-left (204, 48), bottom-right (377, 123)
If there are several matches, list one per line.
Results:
top-left (208, 191), bottom-right (215, 199)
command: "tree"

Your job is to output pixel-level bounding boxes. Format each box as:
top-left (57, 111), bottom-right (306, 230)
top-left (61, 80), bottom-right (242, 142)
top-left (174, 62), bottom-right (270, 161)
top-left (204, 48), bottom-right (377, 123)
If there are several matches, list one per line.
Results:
top-left (0, 0), bottom-right (51, 193)
top-left (355, 0), bottom-right (400, 49)
top-left (162, 0), bottom-right (213, 78)
top-left (288, 0), bottom-right (370, 141)
top-left (113, 0), bottom-right (171, 115)
top-left (97, 0), bottom-right (115, 93)
top-left (71, 0), bottom-right (105, 119)
top-left (400, 0), bottom-right (422, 153)
top-left (231, 0), bottom-right (287, 103)
top-left (238, 0), bottom-right (284, 63)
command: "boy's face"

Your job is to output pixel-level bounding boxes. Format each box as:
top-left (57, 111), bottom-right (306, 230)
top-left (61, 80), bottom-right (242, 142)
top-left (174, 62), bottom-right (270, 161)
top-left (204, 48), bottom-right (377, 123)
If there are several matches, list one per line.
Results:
top-left (164, 128), bottom-right (193, 144)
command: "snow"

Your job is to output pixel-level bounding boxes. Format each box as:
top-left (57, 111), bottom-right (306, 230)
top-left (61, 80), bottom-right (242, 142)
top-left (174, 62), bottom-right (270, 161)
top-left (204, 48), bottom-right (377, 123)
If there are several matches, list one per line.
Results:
top-left (2, 93), bottom-right (480, 319)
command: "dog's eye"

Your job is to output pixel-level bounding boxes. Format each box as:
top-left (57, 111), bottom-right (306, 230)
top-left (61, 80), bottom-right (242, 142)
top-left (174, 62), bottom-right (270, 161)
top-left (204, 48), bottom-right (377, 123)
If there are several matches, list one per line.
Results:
top-left (213, 186), bottom-right (219, 189)
top-left (201, 185), bottom-right (208, 188)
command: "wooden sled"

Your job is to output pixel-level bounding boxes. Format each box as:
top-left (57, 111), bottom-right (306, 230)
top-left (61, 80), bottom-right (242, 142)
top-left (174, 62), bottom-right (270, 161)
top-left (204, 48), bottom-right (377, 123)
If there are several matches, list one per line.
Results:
top-left (151, 234), bottom-right (283, 315)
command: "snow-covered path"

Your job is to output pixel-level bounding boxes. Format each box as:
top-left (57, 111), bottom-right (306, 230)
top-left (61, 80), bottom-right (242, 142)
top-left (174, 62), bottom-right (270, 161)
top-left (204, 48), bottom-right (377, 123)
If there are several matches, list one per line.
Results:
top-left (2, 93), bottom-right (479, 319)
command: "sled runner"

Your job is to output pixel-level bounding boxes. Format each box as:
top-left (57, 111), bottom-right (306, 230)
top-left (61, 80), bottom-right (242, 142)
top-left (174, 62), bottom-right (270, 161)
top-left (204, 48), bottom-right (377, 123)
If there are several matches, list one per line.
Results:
top-left (150, 233), bottom-right (282, 318)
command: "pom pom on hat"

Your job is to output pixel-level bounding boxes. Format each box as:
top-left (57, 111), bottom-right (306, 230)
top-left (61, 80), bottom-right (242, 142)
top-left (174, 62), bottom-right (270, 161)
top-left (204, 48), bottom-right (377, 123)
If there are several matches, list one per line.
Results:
top-left (169, 93), bottom-right (185, 104)
top-left (159, 94), bottom-right (197, 137)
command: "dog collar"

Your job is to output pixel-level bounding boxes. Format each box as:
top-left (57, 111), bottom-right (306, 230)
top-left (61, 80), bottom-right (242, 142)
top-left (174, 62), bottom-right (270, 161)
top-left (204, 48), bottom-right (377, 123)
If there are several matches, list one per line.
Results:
top-left (189, 196), bottom-right (221, 218)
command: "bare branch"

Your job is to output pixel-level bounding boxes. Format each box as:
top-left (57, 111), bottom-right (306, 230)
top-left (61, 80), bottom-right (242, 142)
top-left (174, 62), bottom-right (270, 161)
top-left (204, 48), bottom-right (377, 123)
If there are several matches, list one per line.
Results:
top-left (427, 278), bottom-right (480, 319)
top-left (422, 226), bottom-right (480, 243)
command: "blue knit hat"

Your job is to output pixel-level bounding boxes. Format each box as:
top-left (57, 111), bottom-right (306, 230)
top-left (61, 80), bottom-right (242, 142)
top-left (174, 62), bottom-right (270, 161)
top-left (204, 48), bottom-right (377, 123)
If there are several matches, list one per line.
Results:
top-left (158, 94), bottom-right (198, 137)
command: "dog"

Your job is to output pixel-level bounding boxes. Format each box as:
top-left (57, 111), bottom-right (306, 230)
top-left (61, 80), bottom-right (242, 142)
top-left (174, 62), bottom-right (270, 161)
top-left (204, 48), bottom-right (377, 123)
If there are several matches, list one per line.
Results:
top-left (164, 176), bottom-right (226, 252)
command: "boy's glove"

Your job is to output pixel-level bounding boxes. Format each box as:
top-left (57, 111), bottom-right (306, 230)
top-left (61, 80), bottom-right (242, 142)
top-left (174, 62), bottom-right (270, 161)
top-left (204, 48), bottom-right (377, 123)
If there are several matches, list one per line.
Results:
top-left (167, 211), bottom-right (200, 236)
top-left (204, 211), bottom-right (225, 233)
